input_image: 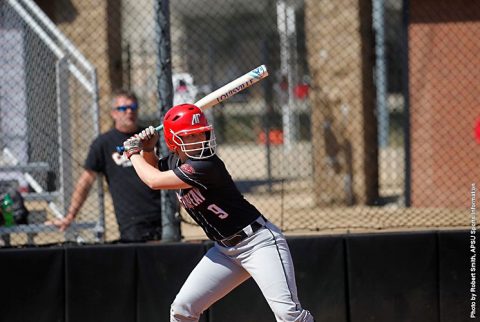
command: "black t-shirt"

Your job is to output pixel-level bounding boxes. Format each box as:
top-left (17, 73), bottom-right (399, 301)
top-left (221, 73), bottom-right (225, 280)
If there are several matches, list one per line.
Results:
top-left (85, 128), bottom-right (161, 230)
top-left (159, 154), bottom-right (262, 241)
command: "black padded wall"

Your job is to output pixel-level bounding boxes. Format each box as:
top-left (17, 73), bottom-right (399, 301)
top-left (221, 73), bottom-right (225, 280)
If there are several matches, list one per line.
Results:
top-left (0, 247), bottom-right (64, 322)
top-left (136, 242), bottom-right (207, 322)
top-left (65, 244), bottom-right (136, 322)
top-left (438, 230), bottom-right (472, 322)
top-left (0, 230), bottom-right (470, 322)
top-left (346, 231), bottom-right (439, 322)
top-left (287, 236), bottom-right (348, 321)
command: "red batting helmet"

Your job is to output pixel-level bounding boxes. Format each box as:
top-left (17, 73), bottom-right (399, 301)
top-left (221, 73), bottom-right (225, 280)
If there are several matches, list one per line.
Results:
top-left (163, 104), bottom-right (216, 159)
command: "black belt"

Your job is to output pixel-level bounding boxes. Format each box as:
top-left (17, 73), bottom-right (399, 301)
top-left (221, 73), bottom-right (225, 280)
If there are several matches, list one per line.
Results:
top-left (217, 216), bottom-right (267, 248)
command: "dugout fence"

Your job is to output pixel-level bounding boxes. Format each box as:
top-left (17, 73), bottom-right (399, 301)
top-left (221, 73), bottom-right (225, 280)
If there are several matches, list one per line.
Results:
top-left (0, 0), bottom-right (477, 247)
top-left (0, 0), bottom-right (104, 245)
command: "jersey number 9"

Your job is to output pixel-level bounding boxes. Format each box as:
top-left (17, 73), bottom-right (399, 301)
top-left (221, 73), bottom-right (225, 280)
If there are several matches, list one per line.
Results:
top-left (207, 204), bottom-right (229, 219)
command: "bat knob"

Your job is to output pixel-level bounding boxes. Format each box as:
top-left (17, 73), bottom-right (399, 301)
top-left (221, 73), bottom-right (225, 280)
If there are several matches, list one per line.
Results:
top-left (116, 146), bottom-right (125, 153)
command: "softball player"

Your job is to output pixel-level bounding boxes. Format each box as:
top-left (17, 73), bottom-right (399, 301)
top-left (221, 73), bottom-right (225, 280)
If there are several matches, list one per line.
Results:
top-left (123, 104), bottom-right (314, 322)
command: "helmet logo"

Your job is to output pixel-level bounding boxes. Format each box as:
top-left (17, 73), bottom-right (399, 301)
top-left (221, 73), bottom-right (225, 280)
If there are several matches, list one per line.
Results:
top-left (191, 113), bottom-right (201, 125)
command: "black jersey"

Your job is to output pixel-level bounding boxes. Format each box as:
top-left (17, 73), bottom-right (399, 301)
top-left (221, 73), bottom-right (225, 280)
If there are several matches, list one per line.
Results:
top-left (85, 128), bottom-right (162, 230)
top-left (160, 154), bottom-right (262, 241)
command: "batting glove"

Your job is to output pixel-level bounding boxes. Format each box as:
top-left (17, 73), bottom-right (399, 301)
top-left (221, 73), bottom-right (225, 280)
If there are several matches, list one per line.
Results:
top-left (123, 136), bottom-right (142, 159)
top-left (138, 126), bottom-right (159, 152)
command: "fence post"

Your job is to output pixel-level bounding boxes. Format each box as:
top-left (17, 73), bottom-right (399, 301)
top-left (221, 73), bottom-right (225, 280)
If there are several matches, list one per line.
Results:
top-left (155, 0), bottom-right (181, 242)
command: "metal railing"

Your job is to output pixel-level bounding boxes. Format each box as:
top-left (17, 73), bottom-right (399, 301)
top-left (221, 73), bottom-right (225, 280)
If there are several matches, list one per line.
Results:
top-left (0, 0), bottom-right (104, 243)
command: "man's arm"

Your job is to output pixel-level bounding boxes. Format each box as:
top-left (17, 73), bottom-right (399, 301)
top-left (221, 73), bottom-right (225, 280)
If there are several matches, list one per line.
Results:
top-left (46, 169), bottom-right (97, 231)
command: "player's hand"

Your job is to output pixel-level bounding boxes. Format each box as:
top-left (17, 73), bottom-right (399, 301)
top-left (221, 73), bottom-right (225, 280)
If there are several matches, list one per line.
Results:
top-left (123, 135), bottom-right (143, 159)
top-left (138, 126), bottom-right (159, 152)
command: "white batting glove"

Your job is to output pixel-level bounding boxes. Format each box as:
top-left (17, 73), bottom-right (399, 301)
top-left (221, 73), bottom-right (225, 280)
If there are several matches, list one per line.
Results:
top-left (123, 135), bottom-right (143, 159)
top-left (138, 126), bottom-right (159, 152)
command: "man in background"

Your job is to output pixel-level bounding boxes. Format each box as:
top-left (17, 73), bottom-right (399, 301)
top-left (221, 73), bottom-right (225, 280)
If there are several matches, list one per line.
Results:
top-left (48, 89), bottom-right (175, 242)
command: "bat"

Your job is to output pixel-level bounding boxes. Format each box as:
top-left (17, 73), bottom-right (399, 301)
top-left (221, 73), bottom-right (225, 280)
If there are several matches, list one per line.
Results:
top-left (190, 64), bottom-right (268, 112)
top-left (117, 64), bottom-right (269, 152)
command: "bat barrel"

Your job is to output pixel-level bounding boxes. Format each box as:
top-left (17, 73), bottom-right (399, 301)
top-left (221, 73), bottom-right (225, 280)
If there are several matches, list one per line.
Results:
top-left (194, 64), bottom-right (268, 110)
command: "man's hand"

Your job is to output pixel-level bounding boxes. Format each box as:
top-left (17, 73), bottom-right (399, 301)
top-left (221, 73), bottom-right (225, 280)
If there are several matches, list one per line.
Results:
top-left (45, 213), bottom-right (74, 232)
top-left (138, 126), bottom-right (159, 152)
top-left (123, 135), bottom-right (142, 159)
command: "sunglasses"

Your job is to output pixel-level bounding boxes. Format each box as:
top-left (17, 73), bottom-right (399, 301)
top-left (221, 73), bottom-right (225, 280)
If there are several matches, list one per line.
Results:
top-left (115, 103), bottom-right (138, 112)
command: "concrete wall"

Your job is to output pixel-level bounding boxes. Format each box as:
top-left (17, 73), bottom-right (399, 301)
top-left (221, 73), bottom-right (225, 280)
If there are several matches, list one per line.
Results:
top-left (409, 0), bottom-right (480, 207)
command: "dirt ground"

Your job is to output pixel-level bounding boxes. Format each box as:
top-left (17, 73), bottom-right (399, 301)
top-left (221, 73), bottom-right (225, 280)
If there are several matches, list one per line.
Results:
top-left (3, 143), bottom-right (471, 247)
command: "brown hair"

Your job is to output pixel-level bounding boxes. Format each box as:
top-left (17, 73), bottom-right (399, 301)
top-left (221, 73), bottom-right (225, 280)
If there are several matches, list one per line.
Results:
top-left (111, 89), bottom-right (138, 106)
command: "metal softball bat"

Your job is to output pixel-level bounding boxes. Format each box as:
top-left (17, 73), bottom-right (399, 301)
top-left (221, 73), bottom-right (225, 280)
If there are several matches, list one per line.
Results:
top-left (116, 64), bottom-right (269, 153)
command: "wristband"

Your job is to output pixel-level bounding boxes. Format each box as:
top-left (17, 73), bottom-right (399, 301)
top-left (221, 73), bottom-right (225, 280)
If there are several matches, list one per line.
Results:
top-left (125, 147), bottom-right (142, 159)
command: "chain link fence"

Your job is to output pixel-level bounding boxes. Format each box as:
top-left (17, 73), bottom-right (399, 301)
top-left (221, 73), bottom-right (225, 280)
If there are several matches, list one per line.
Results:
top-left (0, 0), bottom-right (476, 247)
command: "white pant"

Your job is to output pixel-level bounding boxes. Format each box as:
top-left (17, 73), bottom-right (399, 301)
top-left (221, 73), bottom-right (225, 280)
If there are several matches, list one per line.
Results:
top-left (170, 221), bottom-right (314, 322)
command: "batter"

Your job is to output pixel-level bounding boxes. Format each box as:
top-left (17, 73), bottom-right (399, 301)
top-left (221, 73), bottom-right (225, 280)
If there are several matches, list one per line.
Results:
top-left (123, 103), bottom-right (314, 322)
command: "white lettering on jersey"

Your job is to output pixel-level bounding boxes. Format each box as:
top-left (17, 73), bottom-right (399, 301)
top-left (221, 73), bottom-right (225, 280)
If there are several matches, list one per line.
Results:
top-left (177, 187), bottom-right (205, 209)
top-left (180, 193), bottom-right (193, 208)
top-left (175, 188), bottom-right (229, 219)
top-left (190, 188), bottom-right (205, 204)
top-left (192, 113), bottom-right (201, 125)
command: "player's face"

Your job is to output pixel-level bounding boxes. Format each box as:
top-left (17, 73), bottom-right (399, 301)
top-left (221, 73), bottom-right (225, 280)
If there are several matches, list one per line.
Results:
top-left (181, 132), bottom-right (207, 146)
top-left (177, 132), bottom-right (207, 160)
